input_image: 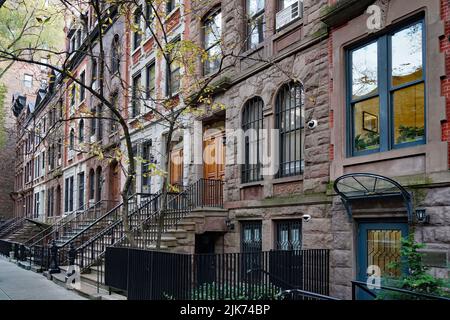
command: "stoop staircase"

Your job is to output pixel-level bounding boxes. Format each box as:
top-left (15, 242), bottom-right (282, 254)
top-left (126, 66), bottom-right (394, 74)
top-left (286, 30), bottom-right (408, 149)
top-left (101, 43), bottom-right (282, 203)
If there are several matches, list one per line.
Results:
top-left (53, 179), bottom-right (225, 299)
top-left (74, 179), bottom-right (224, 272)
top-left (24, 200), bottom-right (119, 270)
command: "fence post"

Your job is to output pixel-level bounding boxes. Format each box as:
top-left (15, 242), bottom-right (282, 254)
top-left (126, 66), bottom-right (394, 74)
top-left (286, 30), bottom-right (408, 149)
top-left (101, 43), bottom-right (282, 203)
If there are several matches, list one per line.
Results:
top-left (48, 240), bottom-right (61, 274)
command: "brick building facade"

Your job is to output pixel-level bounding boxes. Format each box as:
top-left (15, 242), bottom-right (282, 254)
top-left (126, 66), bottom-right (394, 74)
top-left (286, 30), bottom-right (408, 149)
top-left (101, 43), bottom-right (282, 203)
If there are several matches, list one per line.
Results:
top-left (6, 0), bottom-right (450, 300)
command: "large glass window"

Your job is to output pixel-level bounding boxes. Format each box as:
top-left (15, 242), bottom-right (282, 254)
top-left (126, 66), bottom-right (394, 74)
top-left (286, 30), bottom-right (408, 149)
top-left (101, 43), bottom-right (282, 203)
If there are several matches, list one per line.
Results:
top-left (348, 21), bottom-right (425, 155)
top-left (69, 129), bottom-right (75, 150)
top-left (89, 169), bottom-right (95, 200)
top-left (111, 34), bottom-right (120, 74)
top-left (275, 82), bottom-right (304, 177)
top-left (242, 97), bottom-right (264, 183)
top-left (80, 71), bottom-right (86, 101)
top-left (97, 105), bottom-right (103, 141)
top-left (141, 140), bottom-right (153, 193)
top-left (166, 38), bottom-right (181, 96)
top-left (132, 73), bottom-right (142, 117)
top-left (133, 7), bottom-right (142, 50)
top-left (246, 0), bottom-right (265, 50)
top-left (203, 9), bottom-right (222, 75)
top-left (146, 62), bottom-right (156, 101)
top-left (78, 172), bottom-right (85, 209)
top-left (78, 119), bottom-right (84, 143)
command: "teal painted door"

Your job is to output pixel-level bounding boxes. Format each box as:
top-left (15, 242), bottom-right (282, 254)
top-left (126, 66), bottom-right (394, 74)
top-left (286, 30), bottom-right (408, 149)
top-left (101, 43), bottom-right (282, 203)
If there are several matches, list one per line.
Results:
top-left (357, 222), bottom-right (408, 299)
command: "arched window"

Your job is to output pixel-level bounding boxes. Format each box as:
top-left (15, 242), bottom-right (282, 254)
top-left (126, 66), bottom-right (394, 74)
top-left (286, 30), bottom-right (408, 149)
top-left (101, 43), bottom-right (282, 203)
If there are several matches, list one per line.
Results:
top-left (89, 169), bottom-right (95, 200)
top-left (69, 128), bottom-right (75, 150)
top-left (241, 96), bottom-right (264, 183)
top-left (96, 166), bottom-right (102, 202)
top-left (78, 119), bottom-right (84, 143)
top-left (111, 34), bottom-right (120, 74)
top-left (275, 82), bottom-right (304, 177)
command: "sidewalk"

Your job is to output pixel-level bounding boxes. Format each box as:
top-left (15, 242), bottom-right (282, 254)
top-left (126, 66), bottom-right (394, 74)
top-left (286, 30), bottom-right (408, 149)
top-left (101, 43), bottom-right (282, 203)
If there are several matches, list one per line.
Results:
top-left (0, 256), bottom-right (86, 300)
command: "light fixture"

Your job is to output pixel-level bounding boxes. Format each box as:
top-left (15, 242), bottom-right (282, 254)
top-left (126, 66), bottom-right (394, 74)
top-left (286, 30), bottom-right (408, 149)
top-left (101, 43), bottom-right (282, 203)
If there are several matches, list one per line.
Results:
top-left (225, 218), bottom-right (234, 231)
top-left (415, 208), bottom-right (430, 224)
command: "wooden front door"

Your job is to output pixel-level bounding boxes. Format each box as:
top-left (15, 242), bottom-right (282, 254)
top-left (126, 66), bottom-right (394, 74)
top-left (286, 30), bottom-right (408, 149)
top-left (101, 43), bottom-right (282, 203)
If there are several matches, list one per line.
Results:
top-left (203, 130), bottom-right (225, 181)
top-left (109, 162), bottom-right (120, 207)
top-left (169, 148), bottom-right (184, 187)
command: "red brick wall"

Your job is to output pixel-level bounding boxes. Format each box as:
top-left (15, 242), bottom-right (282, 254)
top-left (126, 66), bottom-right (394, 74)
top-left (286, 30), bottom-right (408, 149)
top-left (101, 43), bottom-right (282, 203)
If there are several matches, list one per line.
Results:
top-left (441, 0), bottom-right (450, 168)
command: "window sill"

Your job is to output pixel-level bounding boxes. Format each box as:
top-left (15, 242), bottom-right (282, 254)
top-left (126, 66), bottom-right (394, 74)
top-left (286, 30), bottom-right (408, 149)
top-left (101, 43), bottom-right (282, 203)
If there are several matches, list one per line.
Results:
top-left (131, 46), bottom-right (141, 57)
top-left (240, 181), bottom-right (264, 189)
top-left (165, 7), bottom-right (180, 23)
top-left (240, 43), bottom-right (264, 60)
top-left (343, 144), bottom-right (427, 167)
top-left (272, 174), bottom-right (303, 185)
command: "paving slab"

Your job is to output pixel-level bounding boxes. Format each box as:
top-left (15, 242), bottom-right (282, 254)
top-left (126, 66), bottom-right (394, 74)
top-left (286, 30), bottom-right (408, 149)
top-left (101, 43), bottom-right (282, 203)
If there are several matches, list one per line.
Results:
top-left (0, 256), bottom-right (86, 300)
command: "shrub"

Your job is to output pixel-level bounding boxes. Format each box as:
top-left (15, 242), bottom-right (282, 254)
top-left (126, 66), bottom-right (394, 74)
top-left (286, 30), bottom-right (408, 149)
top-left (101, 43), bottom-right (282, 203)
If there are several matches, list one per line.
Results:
top-left (377, 235), bottom-right (450, 300)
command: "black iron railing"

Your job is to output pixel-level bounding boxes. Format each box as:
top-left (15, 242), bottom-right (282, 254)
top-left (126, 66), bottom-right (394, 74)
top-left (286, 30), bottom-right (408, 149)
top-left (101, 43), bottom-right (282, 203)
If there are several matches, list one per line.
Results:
top-left (0, 239), bottom-right (14, 257)
top-left (26, 200), bottom-right (119, 269)
top-left (104, 248), bottom-right (330, 300)
top-left (74, 193), bottom-right (161, 272)
top-left (0, 218), bottom-right (19, 233)
top-left (0, 217), bottom-right (26, 239)
top-left (352, 280), bottom-right (450, 300)
top-left (24, 201), bottom-right (102, 248)
top-left (190, 178), bottom-right (224, 208)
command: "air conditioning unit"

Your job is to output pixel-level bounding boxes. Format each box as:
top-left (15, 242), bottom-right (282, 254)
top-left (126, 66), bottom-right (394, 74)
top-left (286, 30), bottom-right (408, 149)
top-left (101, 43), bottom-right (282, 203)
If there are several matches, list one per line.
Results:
top-left (92, 81), bottom-right (98, 91)
top-left (90, 135), bottom-right (97, 143)
top-left (276, 0), bottom-right (303, 31)
top-left (68, 150), bottom-right (74, 160)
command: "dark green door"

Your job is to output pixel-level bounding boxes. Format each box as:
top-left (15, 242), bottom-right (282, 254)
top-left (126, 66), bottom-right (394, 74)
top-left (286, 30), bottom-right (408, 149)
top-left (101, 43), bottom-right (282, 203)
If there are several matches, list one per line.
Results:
top-left (357, 222), bottom-right (408, 299)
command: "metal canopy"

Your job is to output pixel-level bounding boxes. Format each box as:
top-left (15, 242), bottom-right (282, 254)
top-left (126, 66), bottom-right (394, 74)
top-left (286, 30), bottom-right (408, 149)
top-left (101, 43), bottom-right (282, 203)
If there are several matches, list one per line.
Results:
top-left (333, 173), bottom-right (413, 222)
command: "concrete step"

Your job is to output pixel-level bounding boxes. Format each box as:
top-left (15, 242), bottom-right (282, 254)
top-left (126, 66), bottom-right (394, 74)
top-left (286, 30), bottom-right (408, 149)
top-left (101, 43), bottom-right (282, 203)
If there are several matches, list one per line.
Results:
top-left (48, 266), bottom-right (126, 300)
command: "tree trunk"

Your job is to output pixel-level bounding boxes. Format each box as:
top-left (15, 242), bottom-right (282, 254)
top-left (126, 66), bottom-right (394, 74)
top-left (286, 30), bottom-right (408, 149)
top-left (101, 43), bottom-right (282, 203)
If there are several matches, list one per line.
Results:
top-left (155, 126), bottom-right (174, 249)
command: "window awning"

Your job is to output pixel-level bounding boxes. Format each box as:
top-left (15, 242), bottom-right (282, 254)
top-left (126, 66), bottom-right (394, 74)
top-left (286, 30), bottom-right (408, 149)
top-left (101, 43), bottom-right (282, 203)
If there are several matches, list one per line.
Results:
top-left (333, 173), bottom-right (413, 222)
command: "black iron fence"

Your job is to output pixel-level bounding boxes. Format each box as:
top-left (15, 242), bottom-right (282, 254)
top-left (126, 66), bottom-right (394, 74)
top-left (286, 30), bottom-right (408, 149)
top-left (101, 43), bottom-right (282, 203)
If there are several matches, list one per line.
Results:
top-left (0, 240), bottom-right (24, 260)
top-left (104, 248), bottom-right (329, 300)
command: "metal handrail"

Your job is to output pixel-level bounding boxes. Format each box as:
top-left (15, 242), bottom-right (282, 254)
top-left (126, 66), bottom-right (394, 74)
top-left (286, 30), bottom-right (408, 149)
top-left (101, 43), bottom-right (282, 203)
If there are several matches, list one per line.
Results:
top-left (351, 280), bottom-right (450, 300)
top-left (24, 201), bottom-right (101, 247)
top-left (248, 267), bottom-right (339, 300)
top-left (0, 217), bottom-right (19, 232)
top-left (27, 199), bottom-right (109, 249)
top-left (0, 217), bottom-right (26, 239)
top-left (74, 192), bottom-right (162, 271)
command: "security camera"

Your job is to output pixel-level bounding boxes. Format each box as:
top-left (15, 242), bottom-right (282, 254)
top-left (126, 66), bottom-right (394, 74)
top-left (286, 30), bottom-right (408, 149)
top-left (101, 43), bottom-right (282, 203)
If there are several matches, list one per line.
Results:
top-left (301, 214), bottom-right (312, 222)
top-left (307, 120), bottom-right (318, 129)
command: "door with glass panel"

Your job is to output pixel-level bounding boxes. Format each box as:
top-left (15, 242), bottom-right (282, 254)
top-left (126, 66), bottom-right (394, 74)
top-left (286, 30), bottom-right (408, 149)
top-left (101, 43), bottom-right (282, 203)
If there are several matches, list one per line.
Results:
top-left (357, 222), bottom-right (408, 299)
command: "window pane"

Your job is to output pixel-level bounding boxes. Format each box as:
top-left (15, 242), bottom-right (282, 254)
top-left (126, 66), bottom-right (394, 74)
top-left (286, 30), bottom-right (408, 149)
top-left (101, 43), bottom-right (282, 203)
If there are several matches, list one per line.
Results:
top-left (205, 11), bottom-right (222, 48)
top-left (353, 97), bottom-right (380, 152)
top-left (248, 15), bottom-right (265, 49)
top-left (247, 0), bottom-right (265, 16)
top-left (393, 83), bottom-right (425, 145)
top-left (352, 42), bottom-right (378, 100)
top-left (392, 23), bottom-right (423, 87)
